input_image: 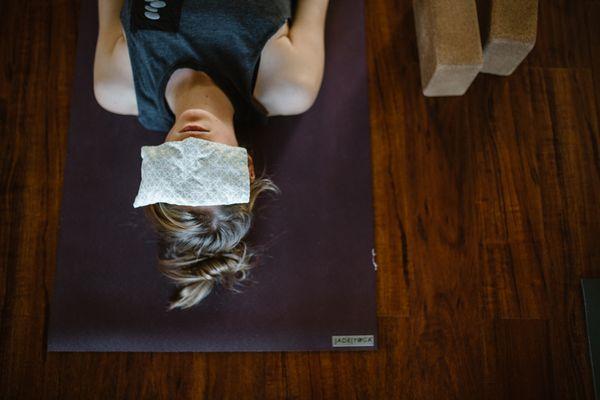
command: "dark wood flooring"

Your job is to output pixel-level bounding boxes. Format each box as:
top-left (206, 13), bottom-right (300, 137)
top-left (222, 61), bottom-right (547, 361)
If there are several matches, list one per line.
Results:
top-left (1, 0), bottom-right (598, 398)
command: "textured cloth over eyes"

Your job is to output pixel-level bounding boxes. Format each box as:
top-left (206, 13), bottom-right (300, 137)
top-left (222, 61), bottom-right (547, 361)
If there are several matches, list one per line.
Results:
top-left (133, 137), bottom-right (250, 208)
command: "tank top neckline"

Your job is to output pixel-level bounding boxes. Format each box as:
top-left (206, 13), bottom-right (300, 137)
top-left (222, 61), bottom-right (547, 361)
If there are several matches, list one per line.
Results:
top-left (157, 57), bottom-right (266, 128)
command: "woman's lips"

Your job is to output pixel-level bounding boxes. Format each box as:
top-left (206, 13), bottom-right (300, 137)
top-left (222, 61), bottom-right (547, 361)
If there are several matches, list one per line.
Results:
top-left (179, 124), bottom-right (209, 133)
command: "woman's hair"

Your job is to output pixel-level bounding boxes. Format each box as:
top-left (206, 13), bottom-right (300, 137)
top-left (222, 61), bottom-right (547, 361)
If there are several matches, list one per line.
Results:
top-left (144, 171), bottom-right (280, 311)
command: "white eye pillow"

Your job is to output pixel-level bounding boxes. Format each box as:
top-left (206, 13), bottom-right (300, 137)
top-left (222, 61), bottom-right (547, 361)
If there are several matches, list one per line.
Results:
top-left (133, 136), bottom-right (250, 208)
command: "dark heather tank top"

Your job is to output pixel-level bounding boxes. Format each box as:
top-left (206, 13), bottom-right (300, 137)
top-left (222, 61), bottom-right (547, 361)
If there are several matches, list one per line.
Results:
top-left (120, 0), bottom-right (292, 132)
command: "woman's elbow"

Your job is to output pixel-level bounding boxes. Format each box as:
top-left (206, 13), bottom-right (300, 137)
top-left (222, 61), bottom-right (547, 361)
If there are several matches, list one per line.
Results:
top-left (275, 78), bottom-right (322, 116)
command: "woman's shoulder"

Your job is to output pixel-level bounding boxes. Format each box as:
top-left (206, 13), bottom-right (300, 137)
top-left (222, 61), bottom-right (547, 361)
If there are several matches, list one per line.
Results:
top-left (93, 34), bottom-right (138, 116)
top-left (253, 21), bottom-right (322, 117)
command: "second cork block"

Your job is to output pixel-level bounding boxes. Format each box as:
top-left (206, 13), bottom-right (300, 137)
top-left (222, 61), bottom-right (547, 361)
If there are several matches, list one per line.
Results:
top-left (479, 0), bottom-right (538, 76)
top-left (413, 0), bottom-right (483, 97)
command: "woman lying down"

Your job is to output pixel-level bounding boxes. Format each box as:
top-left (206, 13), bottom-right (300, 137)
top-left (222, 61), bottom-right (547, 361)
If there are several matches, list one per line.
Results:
top-left (93, 0), bottom-right (329, 310)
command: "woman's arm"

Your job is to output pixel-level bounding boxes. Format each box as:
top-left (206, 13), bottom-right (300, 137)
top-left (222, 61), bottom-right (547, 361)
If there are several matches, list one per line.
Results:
top-left (93, 0), bottom-right (137, 115)
top-left (254, 0), bottom-right (330, 116)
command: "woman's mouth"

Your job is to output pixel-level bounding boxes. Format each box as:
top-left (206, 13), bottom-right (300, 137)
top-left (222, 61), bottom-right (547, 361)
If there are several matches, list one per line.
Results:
top-left (179, 124), bottom-right (209, 134)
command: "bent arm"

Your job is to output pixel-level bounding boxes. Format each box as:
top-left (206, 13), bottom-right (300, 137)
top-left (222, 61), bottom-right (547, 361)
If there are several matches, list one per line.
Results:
top-left (97, 0), bottom-right (125, 43)
top-left (255, 0), bottom-right (330, 116)
top-left (94, 0), bottom-right (137, 115)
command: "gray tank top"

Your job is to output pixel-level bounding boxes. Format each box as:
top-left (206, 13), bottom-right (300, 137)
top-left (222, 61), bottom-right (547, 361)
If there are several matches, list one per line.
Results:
top-left (120, 0), bottom-right (292, 132)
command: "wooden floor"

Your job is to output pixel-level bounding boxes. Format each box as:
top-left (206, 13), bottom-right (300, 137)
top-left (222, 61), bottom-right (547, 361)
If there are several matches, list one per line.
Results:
top-left (1, 0), bottom-right (599, 399)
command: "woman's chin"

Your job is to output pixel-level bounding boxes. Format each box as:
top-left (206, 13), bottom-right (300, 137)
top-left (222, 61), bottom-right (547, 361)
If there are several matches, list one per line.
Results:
top-left (179, 108), bottom-right (215, 121)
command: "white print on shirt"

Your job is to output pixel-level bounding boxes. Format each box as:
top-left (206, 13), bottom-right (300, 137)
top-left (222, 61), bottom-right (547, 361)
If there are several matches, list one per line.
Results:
top-left (144, 0), bottom-right (167, 20)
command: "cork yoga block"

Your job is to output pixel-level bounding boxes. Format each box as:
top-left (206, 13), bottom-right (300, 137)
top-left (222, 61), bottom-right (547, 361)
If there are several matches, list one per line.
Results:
top-left (479, 0), bottom-right (538, 76)
top-left (413, 0), bottom-right (483, 97)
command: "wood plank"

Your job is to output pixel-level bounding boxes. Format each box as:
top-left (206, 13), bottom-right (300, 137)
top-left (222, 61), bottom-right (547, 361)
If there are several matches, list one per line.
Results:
top-left (587, 1), bottom-right (600, 160)
top-left (483, 319), bottom-right (555, 399)
top-left (525, 0), bottom-right (591, 68)
top-left (367, 0), bottom-right (415, 318)
top-left (469, 67), bottom-right (600, 320)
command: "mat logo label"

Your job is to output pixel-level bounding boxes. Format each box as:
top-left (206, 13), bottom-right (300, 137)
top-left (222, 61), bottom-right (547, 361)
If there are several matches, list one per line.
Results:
top-left (332, 335), bottom-right (375, 347)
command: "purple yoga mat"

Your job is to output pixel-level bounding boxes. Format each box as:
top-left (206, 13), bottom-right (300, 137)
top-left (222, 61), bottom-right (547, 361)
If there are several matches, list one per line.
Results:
top-left (47, 0), bottom-right (377, 352)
